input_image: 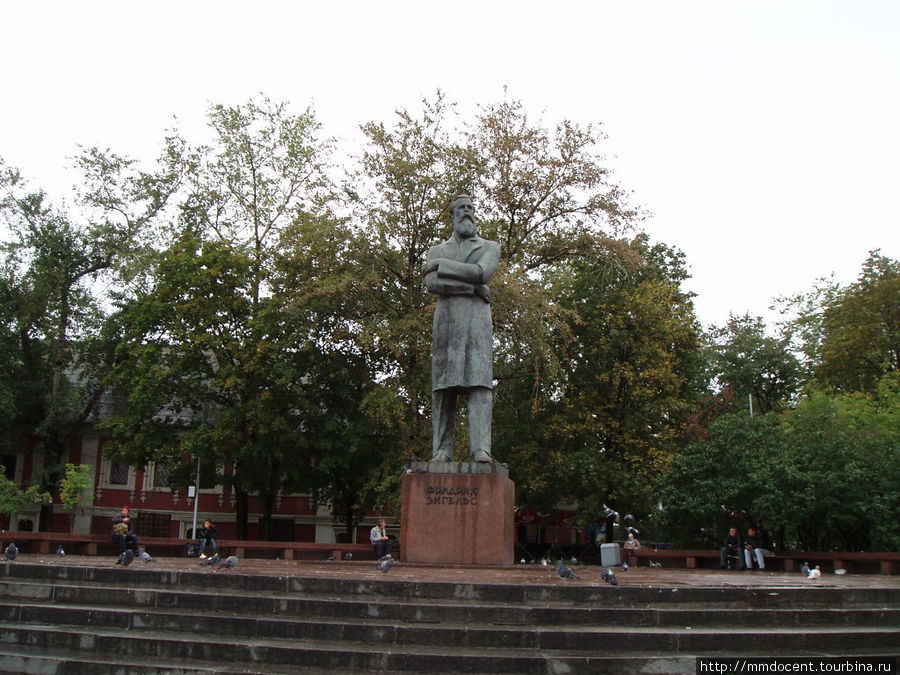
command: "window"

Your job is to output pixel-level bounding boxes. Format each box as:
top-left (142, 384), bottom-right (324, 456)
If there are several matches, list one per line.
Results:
top-left (152, 462), bottom-right (171, 489)
top-left (262, 518), bottom-right (295, 542)
top-left (135, 512), bottom-right (171, 538)
top-left (0, 454), bottom-right (16, 479)
top-left (110, 463), bottom-right (130, 485)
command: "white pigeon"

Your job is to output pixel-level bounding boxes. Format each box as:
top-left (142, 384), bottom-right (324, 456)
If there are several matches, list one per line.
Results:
top-left (137, 549), bottom-right (154, 563)
top-left (4, 542), bottom-right (18, 561)
top-left (807, 565), bottom-right (821, 579)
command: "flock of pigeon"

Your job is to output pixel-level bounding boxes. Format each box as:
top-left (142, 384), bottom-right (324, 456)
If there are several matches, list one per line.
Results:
top-left (2, 541), bottom-right (828, 581)
top-left (198, 553), bottom-right (240, 571)
top-left (551, 556), bottom-right (827, 584)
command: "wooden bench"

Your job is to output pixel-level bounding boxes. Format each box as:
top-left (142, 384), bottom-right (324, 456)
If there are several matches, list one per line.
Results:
top-left (217, 540), bottom-right (375, 561)
top-left (631, 548), bottom-right (900, 574)
top-left (1, 531), bottom-right (376, 561)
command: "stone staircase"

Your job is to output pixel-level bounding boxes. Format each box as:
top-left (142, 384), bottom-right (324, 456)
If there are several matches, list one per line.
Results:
top-left (0, 562), bottom-right (897, 674)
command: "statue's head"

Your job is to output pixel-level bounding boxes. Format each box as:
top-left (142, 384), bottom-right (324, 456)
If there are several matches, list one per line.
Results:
top-left (450, 194), bottom-right (477, 238)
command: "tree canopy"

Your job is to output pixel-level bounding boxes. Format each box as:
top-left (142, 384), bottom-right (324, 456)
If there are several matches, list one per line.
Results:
top-left (1, 94), bottom-right (895, 552)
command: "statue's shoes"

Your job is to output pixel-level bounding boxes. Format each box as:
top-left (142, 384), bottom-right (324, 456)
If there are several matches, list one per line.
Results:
top-left (472, 450), bottom-right (493, 462)
top-left (431, 453), bottom-right (452, 462)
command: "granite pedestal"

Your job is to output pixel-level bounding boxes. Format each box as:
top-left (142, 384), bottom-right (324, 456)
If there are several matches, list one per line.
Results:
top-left (400, 462), bottom-right (515, 566)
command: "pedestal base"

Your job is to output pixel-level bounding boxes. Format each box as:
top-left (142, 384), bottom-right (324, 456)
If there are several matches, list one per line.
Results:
top-left (400, 466), bottom-right (515, 566)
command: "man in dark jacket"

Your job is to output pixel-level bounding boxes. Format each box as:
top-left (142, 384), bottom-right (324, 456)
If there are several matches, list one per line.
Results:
top-left (719, 527), bottom-right (744, 569)
top-left (197, 520), bottom-right (218, 559)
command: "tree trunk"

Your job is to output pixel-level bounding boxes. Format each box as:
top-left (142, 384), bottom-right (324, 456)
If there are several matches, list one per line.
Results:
top-left (234, 487), bottom-right (249, 539)
top-left (260, 495), bottom-right (273, 541)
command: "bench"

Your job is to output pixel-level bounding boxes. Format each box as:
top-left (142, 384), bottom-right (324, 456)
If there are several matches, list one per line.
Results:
top-left (631, 548), bottom-right (900, 574)
top-left (216, 540), bottom-right (374, 561)
top-left (0, 531), bottom-right (376, 561)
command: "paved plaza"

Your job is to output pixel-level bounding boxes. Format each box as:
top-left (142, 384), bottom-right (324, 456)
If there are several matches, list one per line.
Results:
top-left (12, 552), bottom-right (899, 590)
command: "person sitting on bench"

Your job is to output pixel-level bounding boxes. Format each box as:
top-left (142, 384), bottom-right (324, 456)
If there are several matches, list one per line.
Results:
top-left (370, 518), bottom-right (390, 558)
top-left (111, 506), bottom-right (138, 562)
top-left (719, 526), bottom-right (744, 569)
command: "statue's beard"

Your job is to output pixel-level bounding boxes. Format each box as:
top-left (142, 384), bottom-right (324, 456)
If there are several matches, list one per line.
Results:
top-left (454, 217), bottom-right (477, 238)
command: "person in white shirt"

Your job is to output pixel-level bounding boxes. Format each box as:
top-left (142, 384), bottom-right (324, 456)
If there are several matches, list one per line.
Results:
top-left (370, 518), bottom-right (390, 558)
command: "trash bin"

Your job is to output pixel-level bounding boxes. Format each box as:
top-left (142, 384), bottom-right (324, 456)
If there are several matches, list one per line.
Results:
top-left (600, 543), bottom-right (622, 566)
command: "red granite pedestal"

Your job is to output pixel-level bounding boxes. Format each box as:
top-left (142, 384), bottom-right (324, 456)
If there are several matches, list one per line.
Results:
top-left (400, 463), bottom-right (515, 566)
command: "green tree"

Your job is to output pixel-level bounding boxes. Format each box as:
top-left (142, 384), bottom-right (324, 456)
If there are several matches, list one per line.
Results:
top-left (103, 97), bottom-right (332, 539)
top-left (657, 411), bottom-right (783, 547)
top-left (514, 237), bottom-right (703, 526)
top-left (0, 146), bottom-right (180, 530)
top-left (769, 384), bottom-right (900, 551)
top-left (708, 313), bottom-right (803, 414)
top-left (341, 92), bottom-right (646, 518)
top-left (0, 466), bottom-right (51, 528)
top-left (58, 462), bottom-right (93, 531)
top-left (658, 382), bottom-right (900, 552)
top-left (344, 91), bottom-right (478, 462)
top-left (780, 251), bottom-right (899, 395)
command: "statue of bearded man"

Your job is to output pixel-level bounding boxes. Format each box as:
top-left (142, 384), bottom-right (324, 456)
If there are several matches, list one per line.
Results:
top-left (423, 194), bottom-right (500, 462)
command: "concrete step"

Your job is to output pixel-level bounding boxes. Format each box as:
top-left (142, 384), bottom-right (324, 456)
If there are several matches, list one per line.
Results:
top-left (2, 578), bottom-right (898, 630)
top-left (2, 623), bottom-right (898, 675)
top-left (1, 562), bottom-right (898, 674)
top-left (4, 562), bottom-right (900, 609)
top-left (1, 599), bottom-right (897, 655)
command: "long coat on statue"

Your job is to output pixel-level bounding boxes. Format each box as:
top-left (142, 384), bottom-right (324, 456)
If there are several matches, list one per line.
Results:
top-left (424, 234), bottom-right (501, 391)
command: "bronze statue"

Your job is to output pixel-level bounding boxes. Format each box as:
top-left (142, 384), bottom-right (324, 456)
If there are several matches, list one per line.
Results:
top-left (423, 195), bottom-right (500, 462)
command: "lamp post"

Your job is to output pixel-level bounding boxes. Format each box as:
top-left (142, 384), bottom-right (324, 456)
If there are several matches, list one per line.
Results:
top-left (189, 456), bottom-right (200, 540)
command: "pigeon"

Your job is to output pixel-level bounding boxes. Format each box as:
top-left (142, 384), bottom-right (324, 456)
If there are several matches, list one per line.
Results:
top-left (600, 567), bottom-right (618, 586)
top-left (570, 556), bottom-right (578, 564)
top-left (137, 549), bottom-right (154, 563)
top-left (203, 553), bottom-right (222, 567)
top-left (649, 560), bottom-right (663, 569)
top-left (807, 565), bottom-right (821, 580)
top-left (556, 561), bottom-right (579, 580)
top-left (540, 558), bottom-right (549, 566)
top-left (56, 545), bottom-right (66, 557)
top-left (798, 561), bottom-right (810, 576)
top-left (220, 555), bottom-right (239, 570)
top-left (377, 555), bottom-right (394, 573)
top-left (621, 562), bottom-right (629, 571)
top-left (4, 542), bottom-right (18, 561)
top-left (343, 552), bottom-right (353, 560)
top-left (520, 558), bottom-right (526, 564)
top-left (121, 549), bottom-right (134, 567)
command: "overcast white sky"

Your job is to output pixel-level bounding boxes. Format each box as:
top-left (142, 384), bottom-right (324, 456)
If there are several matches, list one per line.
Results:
top-left (1, 1), bottom-right (897, 328)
